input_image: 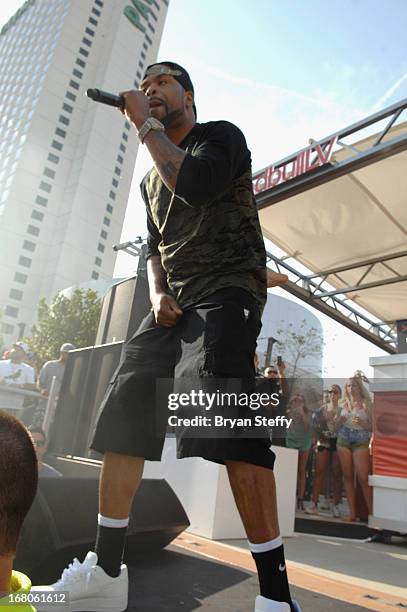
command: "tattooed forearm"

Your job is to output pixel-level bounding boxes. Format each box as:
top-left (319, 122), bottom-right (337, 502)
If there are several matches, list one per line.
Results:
top-left (161, 161), bottom-right (178, 182)
top-left (143, 131), bottom-right (186, 191)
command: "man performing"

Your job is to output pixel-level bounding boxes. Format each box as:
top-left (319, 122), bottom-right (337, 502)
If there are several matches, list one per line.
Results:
top-left (34, 62), bottom-right (300, 612)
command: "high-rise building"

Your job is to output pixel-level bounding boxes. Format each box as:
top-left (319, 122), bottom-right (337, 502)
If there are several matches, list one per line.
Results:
top-left (0, 0), bottom-right (168, 344)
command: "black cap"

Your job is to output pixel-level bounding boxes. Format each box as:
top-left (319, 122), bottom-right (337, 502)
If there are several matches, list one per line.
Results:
top-left (142, 61), bottom-right (197, 118)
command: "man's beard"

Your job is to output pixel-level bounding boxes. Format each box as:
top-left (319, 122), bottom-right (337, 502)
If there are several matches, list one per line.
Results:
top-left (160, 107), bottom-right (183, 129)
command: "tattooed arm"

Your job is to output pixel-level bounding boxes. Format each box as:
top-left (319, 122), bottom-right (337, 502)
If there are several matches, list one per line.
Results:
top-left (143, 131), bottom-right (186, 192)
top-left (119, 89), bottom-right (188, 192)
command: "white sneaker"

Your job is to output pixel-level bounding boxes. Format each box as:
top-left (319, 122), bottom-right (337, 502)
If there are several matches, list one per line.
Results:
top-left (255, 596), bottom-right (302, 611)
top-left (304, 501), bottom-right (318, 515)
top-left (32, 551), bottom-right (128, 612)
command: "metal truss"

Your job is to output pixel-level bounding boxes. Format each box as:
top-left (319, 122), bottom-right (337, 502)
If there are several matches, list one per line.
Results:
top-left (305, 249), bottom-right (407, 298)
top-left (113, 237), bottom-right (145, 257)
top-left (114, 240), bottom-right (397, 352)
top-left (255, 97), bottom-right (407, 209)
top-left (266, 250), bottom-right (397, 354)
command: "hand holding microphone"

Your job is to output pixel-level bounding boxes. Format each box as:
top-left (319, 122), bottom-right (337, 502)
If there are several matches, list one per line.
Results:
top-left (86, 88), bottom-right (125, 108)
top-left (86, 88), bottom-right (150, 129)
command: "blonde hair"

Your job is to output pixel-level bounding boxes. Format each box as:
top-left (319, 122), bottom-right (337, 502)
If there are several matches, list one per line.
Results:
top-left (343, 373), bottom-right (372, 411)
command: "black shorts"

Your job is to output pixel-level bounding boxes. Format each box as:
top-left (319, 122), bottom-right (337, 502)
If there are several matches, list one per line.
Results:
top-left (317, 438), bottom-right (337, 452)
top-left (90, 288), bottom-right (275, 470)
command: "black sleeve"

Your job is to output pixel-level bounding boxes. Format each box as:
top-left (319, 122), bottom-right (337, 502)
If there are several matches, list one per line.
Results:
top-left (140, 179), bottom-right (161, 260)
top-left (146, 211), bottom-right (161, 260)
top-left (175, 121), bottom-right (250, 207)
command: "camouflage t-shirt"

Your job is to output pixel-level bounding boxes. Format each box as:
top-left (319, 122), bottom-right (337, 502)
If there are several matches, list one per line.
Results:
top-left (141, 121), bottom-right (267, 314)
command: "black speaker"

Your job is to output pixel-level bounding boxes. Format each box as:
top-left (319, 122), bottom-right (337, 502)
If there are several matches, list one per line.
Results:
top-left (48, 342), bottom-right (123, 457)
top-left (14, 460), bottom-right (189, 583)
top-left (95, 274), bottom-right (150, 345)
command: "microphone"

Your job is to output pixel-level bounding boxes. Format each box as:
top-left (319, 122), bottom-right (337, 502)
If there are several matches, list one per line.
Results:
top-left (86, 88), bottom-right (124, 108)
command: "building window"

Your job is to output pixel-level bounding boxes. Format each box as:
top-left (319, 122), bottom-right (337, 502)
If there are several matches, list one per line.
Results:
top-left (91, 271), bottom-right (99, 279)
top-left (97, 243), bottom-right (105, 253)
top-left (143, 42), bottom-right (148, 50)
top-left (31, 210), bottom-right (44, 221)
top-left (82, 37), bottom-right (92, 47)
top-left (119, 143), bottom-right (126, 153)
top-left (14, 272), bottom-right (28, 284)
top-left (23, 240), bottom-right (36, 252)
top-left (76, 58), bottom-right (86, 69)
top-left (35, 195), bottom-right (47, 207)
top-left (95, 0), bottom-right (103, 6)
top-left (122, 132), bottom-right (128, 142)
top-left (124, 121), bottom-right (131, 130)
top-left (48, 153), bottom-right (60, 164)
top-left (95, 256), bottom-right (102, 267)
top-left (112, 178), bottom-right (119, 188)
top-left (145, 35), bottom-right (153, 45)
top-left (117, 154), bottom-right (123, 164)
top-left (106, 204), bottom-right (113, 213)
top-left (114, 166), bottom-right (121, 176)
top-left (27, 224), bottom-right (40, 236)
top-left (138, 60), bottom-right (143, 69)
top-left (66, 91), bottom-right (76, 102)
top-left (148, 23), bottom-right (155, 33)
top-left (69, 79), bottom-right (79, 90)
top-left (55, 127), bottom-right (66, 138)
top-left (19, 256), bottom-right (31, 268)
top-left (85, 27), bottom-right (95, 37)
top-left (89, 16), bottom-right (98, 26)
top-left (5, 305), bottom-right (19, 318)
top-left (39, 181), bottom-right (52, 192)
top-left (109, 190), bottom-right (116, 200)
top-left (9, 288), bottom-right (23, 300)
top-left (136, 70), bottom-right (142, 79)
top-left (79, 47), bottom-right (89, 58)
top-left (72, 68), bottom-right (82, 79)
top-left (141, 51), bottom-right (146, 60)
top-left (59, 115), bottom-right (70, 126)
top-left (43, 167), bottom-right (55, 179)
top-left (103, 217), bottom-right (110, 227)
top-left (51, 140), bottom-right (63, 150)
top-left (100, 229), bottom-right (107, 239)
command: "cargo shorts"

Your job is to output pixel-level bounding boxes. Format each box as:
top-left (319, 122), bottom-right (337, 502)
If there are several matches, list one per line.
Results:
top-left (90, 287), bottom-right (276, 470)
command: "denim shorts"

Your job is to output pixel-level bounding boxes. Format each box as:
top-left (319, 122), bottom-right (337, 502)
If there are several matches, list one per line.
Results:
top-left (90, 288), bottom-right (275, 470)
top-left (337, 426), bottom-right (371, 451)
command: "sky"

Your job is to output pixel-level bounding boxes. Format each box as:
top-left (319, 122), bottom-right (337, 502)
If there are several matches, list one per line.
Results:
top-left (2, 0), bottom-right (406, 377)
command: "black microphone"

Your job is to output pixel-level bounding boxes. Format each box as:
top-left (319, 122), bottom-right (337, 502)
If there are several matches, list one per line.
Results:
top-left (86, 88), bottom-right (124, 108)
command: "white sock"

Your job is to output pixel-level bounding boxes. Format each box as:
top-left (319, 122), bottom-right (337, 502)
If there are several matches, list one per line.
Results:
top-left (248, 535), bottom-right (283, 553)
top-left (97, 513), bottom-right (129, 528)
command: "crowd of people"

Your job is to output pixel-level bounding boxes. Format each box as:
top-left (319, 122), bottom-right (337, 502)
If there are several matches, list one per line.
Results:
top-left (0, 342), bottom-right (75, 425)
top-left (257, 361), bottom-right (373, 523)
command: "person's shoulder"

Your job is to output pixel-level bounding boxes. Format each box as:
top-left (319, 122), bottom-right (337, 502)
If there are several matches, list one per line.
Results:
top-left (199, 120), bottom-right (247, 140)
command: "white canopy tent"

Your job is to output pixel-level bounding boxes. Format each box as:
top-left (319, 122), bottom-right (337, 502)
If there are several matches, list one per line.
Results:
top-left (254, 99), bottom-right (407, 352)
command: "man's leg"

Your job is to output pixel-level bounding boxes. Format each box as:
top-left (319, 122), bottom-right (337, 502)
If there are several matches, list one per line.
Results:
top-left (94, 452), bottom-right (144, 578)
top-left (226, 460), bottom-right (294, 610)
